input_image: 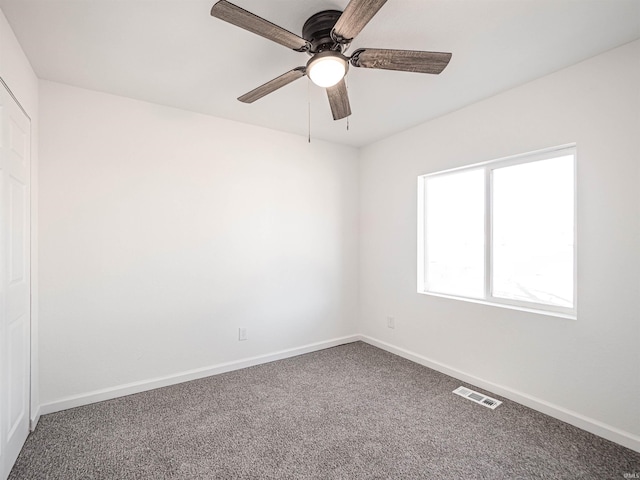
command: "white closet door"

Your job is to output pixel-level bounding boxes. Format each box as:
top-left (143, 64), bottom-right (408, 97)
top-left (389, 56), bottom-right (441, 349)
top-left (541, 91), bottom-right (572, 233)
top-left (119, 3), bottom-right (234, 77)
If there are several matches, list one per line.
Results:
top-left (0, 83), bottom-right (31, 480)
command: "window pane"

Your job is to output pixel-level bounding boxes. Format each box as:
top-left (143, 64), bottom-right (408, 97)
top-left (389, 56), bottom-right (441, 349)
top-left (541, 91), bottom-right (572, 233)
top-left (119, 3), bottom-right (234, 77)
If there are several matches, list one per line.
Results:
top-left (492, 155), bottom-right (574, 307)
top-left (425, 169), bottom-right (484, 298)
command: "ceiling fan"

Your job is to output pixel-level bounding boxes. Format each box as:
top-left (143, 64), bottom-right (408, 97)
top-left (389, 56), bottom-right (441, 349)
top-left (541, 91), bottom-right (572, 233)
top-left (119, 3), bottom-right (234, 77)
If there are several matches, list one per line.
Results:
top-left (210, 0), bottom-right (452, 121)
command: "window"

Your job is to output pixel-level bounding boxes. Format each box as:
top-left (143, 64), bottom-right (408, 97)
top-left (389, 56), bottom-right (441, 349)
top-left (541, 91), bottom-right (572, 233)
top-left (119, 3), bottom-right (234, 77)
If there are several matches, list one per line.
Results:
top-left (417, 145), bottom-right (576, 318)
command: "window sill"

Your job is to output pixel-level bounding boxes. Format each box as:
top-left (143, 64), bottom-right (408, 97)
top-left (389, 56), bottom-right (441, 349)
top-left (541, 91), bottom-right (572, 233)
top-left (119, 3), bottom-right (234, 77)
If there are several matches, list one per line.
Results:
top-left (417, 290), bottom-right (577, 320)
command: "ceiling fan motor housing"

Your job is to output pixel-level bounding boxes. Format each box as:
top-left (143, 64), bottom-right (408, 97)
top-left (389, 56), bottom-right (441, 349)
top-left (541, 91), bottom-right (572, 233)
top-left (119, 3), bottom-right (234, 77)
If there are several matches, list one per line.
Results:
top-left (302, 10), bottom-right (343, 54)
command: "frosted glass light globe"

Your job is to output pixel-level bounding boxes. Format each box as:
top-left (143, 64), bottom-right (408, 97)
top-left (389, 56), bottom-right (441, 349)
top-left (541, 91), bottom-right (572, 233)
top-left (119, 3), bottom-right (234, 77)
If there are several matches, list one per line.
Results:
top-left (307, 52), bottom-right (348, 88)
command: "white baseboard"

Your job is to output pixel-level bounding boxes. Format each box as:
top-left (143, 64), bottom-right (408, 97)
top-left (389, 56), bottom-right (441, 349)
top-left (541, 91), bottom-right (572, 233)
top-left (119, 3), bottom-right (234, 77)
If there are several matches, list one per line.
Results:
top-left (34, 333), bottom-right (640, 454)
top-left (359, 334), bottom-right (640, 453)
top-left (29, 407), bottom-right (40, 432)
top-left (39, 335), bottom-right (359, 417)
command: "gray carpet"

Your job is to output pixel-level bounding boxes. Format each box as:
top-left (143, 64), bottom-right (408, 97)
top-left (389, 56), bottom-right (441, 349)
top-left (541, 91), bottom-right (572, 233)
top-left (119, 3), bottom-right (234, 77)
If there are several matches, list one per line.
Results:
top-left (9, 342), bottom-right (640, 479)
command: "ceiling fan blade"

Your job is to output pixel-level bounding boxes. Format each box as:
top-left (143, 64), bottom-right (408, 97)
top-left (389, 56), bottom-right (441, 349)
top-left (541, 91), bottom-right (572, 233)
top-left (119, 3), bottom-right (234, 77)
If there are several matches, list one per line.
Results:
top-left (211, 1), bottom-right (309, 52)
top-left (350, 48), bottom-right (452, 74)
top-left (326, 79), bottom-right (352, 120)
top-left (332, 0), bottom-right (388, 43)
top-left (238, 68), bottom-right (306, 103)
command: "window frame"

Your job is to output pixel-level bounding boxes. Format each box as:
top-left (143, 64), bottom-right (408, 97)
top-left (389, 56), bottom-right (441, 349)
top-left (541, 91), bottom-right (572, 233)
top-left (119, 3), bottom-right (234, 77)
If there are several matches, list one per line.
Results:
top-left (417, 144), bottom-right (577, 319)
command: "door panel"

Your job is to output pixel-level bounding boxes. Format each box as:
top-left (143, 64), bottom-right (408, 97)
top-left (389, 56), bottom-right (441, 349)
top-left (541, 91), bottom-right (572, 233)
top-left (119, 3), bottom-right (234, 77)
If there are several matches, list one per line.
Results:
top-left (9, 179), bottom-right (26, 285)
top-left (7, 318), bottom-right (26, 437)
top-left (8, 180), bottom-right (26, 286)
top-left (0, 83), bottom-right (30, 480)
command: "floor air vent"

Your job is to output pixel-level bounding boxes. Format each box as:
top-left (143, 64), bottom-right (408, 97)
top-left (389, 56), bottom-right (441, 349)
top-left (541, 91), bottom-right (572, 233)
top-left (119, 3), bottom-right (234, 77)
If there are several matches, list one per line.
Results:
top-left (453, 386), bottom-right (502, 410)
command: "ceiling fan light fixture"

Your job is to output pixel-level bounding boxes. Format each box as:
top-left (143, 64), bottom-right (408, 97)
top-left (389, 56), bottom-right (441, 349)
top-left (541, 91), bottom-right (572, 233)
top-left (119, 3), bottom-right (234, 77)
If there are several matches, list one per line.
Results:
top-left (306, 51), bottom-right (349, 88)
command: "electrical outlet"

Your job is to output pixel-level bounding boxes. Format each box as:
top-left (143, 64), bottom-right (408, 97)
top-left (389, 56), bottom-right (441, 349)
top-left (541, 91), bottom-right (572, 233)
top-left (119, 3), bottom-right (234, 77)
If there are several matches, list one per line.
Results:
top-left (238, 327), bottom-right (248, 341)
top-left (386, 316), bottom-right (395, 329)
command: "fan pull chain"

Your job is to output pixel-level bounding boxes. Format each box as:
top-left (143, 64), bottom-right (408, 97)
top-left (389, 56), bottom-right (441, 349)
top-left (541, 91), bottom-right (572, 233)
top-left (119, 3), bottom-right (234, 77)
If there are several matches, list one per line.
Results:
top-left (308, 79), bottom-right (311, 143)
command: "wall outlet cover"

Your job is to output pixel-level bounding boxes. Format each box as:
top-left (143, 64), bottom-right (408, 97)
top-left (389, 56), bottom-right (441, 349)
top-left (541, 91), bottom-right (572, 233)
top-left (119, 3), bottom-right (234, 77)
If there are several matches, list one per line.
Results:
top-left (238, 328), bottom-right (248, 341)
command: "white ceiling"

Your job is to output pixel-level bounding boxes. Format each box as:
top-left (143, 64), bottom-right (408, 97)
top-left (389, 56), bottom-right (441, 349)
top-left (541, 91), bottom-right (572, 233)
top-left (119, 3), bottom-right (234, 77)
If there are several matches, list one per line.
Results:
top-left (1, 0), bottom-right (639, 147)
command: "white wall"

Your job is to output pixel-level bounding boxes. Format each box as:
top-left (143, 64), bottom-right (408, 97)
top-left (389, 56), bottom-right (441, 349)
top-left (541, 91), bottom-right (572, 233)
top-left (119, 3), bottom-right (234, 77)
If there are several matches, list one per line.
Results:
top-left (0, 6), bottom-right (39, 427)
top-left (38, 80), bottom-right (359, 406)
top-left (0, 8), bottom-right (36, 115)
top-left (359, 40), bottom-right (640, 446)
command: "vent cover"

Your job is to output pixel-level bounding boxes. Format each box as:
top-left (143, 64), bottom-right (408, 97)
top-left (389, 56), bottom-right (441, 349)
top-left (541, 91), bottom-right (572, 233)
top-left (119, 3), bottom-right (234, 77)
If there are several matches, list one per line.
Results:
top-left (453, 386), bottom-right (502, 410)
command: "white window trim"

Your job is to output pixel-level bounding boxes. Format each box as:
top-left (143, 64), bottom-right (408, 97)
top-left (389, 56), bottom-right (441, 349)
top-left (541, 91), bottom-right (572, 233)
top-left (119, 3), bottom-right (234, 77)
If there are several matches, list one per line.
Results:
top-left (417, 144), bottom-right (577, 320)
